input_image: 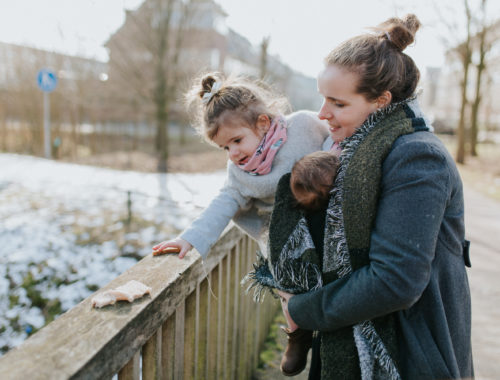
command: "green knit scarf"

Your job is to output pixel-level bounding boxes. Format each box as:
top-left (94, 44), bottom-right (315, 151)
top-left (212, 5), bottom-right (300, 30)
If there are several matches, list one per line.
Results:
top-left (319, 101), bottom-right (429, 380)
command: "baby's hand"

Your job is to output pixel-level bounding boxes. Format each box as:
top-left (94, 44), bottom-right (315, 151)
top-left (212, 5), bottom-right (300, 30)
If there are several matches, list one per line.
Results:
top-left (152, 238), bottom-right (192, 259)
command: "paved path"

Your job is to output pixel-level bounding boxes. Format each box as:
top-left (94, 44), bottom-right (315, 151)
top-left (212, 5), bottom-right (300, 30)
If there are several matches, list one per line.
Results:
top-left (464, 187), bottom-right (500, 380)
top-left (256, 186), bottom-right (500, 380)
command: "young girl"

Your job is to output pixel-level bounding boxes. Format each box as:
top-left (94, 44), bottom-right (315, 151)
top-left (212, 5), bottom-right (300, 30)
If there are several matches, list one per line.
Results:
top-left (152, 72), bottom-right (329, 374)
top-left (153, 73), bottom-right (328, 259)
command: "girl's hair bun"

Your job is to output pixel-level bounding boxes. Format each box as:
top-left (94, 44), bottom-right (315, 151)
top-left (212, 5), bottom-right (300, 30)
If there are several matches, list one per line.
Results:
top-left (199, 74), bottom-right (218, 99)
top-left (381, 14), bottom-right (421, 52)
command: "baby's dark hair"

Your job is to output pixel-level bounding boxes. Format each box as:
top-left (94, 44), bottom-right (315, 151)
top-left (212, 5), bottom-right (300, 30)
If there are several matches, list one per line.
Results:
top-left (325, 14), bottom-right (421, 103)
top-left (290, 151), bottom-right (340, 211)
top-left (185, 72), bottom-right (290, 143)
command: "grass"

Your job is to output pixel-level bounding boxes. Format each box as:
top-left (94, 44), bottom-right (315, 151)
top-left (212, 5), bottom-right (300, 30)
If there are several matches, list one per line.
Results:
top-left (258, 312), bottom-right (286, 370)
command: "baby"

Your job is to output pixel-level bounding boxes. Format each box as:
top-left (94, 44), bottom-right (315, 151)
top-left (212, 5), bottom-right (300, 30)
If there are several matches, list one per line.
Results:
top-left (290, 150), bottom-right (339, 212)
top-left (247, 150), bottom-right (340, 376)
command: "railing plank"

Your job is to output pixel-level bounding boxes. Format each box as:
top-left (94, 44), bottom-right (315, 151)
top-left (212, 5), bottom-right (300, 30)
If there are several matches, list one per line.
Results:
top-left (183, 290), bottom-right (197, 379)
top-left (174, 302), bottom-right (185, 380)
top-left (238, 238), bottom-right (249, 379)
top-left (118, 351), bottom-right (140, 380)
top-left (245, 237), bottom-right (257, 379)
top-left (196, 278), bottom-right (209, 379)
top-left (161, 313), bottom-right (175, 380)
top-left (206, 268), bottom-right (219, 380)
top-left (217, 259), bottom-right (225, 379)
top-left (143, 329), bottom-right (161, 380)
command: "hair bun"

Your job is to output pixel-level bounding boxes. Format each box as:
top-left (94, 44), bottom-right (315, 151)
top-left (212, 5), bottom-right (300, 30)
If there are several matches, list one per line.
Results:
top-left (382, 14), bottom-right (421, 52)
top-left (199, 74), bottom-right (218, 99)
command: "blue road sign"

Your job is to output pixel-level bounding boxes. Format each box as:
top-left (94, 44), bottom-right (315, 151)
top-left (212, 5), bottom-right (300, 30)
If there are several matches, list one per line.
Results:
top-left (37, 69), bottom-right (58, 92)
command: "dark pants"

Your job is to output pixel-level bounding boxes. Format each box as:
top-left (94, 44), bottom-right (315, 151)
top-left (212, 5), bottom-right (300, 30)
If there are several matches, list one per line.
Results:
top-left (308, 331), bottom-right (321, 380)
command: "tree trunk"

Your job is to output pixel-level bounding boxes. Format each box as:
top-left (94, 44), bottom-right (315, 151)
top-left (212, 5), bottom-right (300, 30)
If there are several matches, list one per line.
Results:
top-left (469, 0), bottom-right (489, 157)
top-left (154, 0), bottom-right (173, 172)
top-left (455, 0), bottom-right (473, 164)
top-left (260, 37), bottom-right (270, 80)
top-left (456, 52), bottom-right (471, 164)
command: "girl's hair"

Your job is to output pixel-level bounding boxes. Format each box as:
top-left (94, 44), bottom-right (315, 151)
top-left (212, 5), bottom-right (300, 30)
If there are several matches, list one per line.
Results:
top-left (185, 72), bottom-right (290, 142)
top-left (291, 151), bottom-right (339, 211)
top-left (325, 14), bottom-right (421, 103)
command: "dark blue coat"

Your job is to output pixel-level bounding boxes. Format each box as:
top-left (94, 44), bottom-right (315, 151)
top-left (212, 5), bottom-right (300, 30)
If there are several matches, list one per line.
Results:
top-left (289, 131), bottom-right (474, 379)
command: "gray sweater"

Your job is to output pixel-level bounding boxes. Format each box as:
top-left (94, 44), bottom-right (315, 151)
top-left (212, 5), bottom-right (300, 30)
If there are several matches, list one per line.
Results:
top-left (181, 111), bottom-right (329, 258)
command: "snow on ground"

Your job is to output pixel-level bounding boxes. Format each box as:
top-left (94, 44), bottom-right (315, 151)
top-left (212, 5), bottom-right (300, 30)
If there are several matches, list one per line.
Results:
top-left (0, 153), bottom-right (225, 354)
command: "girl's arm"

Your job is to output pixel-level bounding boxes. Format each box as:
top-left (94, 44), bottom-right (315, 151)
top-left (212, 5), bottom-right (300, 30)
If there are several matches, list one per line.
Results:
top-left (288, 135), bottom-right (458, 331)
top-left (155, 183), bottom-right (245, 259)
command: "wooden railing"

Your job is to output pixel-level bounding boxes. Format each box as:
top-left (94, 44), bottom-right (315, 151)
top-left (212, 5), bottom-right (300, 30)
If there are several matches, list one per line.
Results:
top-left (0, 226), bottom-right (280, 379)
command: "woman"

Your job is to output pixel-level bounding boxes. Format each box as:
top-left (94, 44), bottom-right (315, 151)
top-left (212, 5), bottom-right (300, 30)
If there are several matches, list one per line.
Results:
top-left (276, 14), bottom-right (473, 379)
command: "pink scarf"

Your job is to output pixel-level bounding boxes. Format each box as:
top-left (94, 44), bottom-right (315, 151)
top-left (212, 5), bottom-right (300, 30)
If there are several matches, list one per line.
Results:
top-left (330, 141), bottom-right (342, 154)
top-left (239, 115), bottom-right (288, 175)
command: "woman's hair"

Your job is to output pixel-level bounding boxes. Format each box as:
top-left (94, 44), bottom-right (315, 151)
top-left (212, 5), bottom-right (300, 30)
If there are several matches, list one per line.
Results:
top-left (291, 151), bottom-right (339, 211)
top-left (185, 72), bottom-right (290, 142)
top-left (324, 14), bottom-right (421, 103)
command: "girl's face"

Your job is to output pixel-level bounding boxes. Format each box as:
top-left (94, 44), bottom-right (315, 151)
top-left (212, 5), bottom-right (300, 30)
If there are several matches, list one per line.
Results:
top-left (317, 65), bottom-right (380, 143)
top-left (212, 115), bottom-right (270, 165)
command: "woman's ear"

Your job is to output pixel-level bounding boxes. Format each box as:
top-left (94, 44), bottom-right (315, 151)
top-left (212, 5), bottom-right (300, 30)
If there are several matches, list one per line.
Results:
top-left (376, 91), bottom-right (392, 109)
top-left (256, 114), bottom-right (271, 133)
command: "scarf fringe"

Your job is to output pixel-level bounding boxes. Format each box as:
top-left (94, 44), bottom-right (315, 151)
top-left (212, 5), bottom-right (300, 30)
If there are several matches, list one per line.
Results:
top-left (241, 249), bottom-right (323, 303)
top-left (241, 251), bottom-right (278, 303)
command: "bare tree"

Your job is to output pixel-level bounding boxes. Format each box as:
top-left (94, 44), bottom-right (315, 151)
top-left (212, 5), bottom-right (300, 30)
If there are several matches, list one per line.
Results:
top-left (454, 0), bottom-right (473, 164)
top-left (434, 0), bottom-right (500, 163)
top-left (106, 0), bottom-right (203, 172)
top-left (469, 0), bottom-right (498, 156)
top-left (260, 36), bottom-right (270, 80)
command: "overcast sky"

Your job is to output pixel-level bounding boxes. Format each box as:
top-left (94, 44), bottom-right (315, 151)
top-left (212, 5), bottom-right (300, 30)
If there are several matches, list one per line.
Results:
top-left (0, 0), bottom-right (496, 78)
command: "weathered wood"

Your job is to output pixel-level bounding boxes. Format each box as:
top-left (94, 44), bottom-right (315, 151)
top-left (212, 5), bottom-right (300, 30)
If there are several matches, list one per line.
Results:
top-left (216, 260), bottom-right (225, 379)
top-left (222, 253), bottom-right (231, 380)
top-left (142, 329), bottom-right (161, 380)
top-left (0, 225), bottom-right (281, 380)
top-left (238, 238), bottom-right (249, 379)
top-left (206, 267), bottom-right (220, 380)
top-left (118, 351), bottom-right (140, 380)
top-left (0, 248), bottom-right (202, 380)
top-left (245, 237), bottom-right (257, 379)
top-left (196, 278), bottom-right (209, 379)
top-left (174, 302), bottom-right (185, 380)
top-left (161, 314), bottom-right (175, 380)
top-left (183, 290), bottom-right (196, 379)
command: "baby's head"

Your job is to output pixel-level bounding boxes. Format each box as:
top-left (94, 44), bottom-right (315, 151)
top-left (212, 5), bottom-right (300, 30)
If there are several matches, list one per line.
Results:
top-left (290, 151), bottom-right (340, 211)
top-left (186, 73), bottom-right (289, 165)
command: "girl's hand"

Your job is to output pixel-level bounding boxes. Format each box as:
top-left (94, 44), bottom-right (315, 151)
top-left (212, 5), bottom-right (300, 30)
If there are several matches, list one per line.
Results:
top-left (153, 238), bottom-right (192, 259)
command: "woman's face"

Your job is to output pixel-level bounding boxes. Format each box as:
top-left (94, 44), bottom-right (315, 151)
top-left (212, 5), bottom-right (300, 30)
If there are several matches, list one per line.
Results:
top-left (317, 65), bottom-right (379, 143)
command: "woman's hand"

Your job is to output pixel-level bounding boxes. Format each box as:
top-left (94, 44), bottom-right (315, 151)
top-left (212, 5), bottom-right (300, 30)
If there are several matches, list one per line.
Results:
top-left (277, 290), bottom-right (298, 329)
top-left (277, 290), bottom-right (294, 303)
top-left (153, 238), bottom-right (192, 259)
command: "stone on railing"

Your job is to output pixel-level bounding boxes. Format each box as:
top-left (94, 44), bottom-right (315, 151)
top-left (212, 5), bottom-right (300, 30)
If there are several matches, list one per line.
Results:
top-left (0, 226), bottom-right (280, 380)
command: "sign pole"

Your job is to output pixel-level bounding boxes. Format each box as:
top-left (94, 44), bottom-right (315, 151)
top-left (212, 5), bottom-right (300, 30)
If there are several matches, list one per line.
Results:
top-left (44, 91), bottom-right (51, 159)
top-left (36, 68), bottom-right (58, 159)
